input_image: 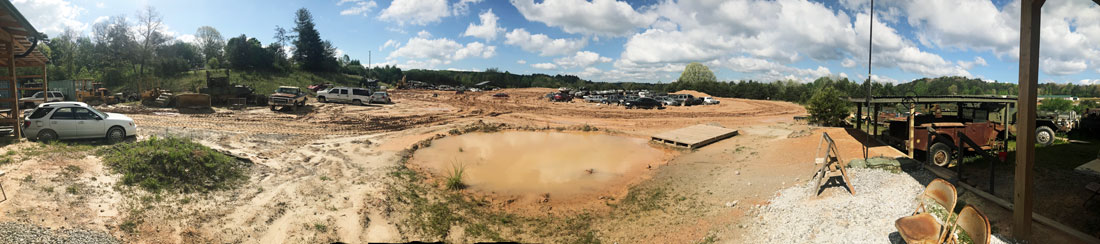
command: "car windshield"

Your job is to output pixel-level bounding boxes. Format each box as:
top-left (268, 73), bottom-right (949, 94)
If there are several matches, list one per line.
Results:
top-left (31, 92), bottom-right (43, 98)
top-left (276, 88), bottom-right (299, 94)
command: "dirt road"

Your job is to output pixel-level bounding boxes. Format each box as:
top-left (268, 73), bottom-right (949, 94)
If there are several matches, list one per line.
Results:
top-left (0, 88), bottom-right (836, 243)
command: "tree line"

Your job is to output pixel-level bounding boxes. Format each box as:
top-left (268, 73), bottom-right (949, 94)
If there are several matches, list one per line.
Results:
top-left (42, 7), bottom-right (369, 91)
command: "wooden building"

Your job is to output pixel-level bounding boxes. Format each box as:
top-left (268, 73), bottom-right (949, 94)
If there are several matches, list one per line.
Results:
top-left (0, 1), bottom-right (47, 138)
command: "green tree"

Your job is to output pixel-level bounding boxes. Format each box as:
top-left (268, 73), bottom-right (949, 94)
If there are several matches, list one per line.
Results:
top-left (292, 8), bottom-right (338, 72)
top-left (807, 86), bottom-right (850, 126)
top-left (195, 26), bottom-right (224, 68)
top-left (1039, 98), bottom-right (1074, 112)
top-left (676, 62), bottom-right (717, 84)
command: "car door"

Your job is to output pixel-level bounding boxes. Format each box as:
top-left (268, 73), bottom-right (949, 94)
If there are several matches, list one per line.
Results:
top-left (327, 88), bottom-right (342, 103)
top-left (47, 107), bottom-right (79, 139)
top-left (352, 89), bottom-right (369, 103)
top-left (337, 88), bottom-right (350, 103)
top-left (74, 107), bottom-right (107, 138)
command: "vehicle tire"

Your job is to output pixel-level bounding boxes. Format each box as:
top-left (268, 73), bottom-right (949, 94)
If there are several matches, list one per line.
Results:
top-left (106, 126), bottom-right (125, 144)
top-left (1036, 126), bottom-right (1055, 146)
top-left (929, 142), bottom-right (954, 167)
top-left (353, 99), bottom-right (363, 106)
top-left (36, 129), bottom-right (58, 143)
top-left (270, 106), bottom-right (276, 111)
top-left (318, 97), bottom-right (327, 103)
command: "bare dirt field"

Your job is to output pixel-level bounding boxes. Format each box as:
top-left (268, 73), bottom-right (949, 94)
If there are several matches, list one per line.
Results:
top-left (0, 87), bottom-right (957, 243)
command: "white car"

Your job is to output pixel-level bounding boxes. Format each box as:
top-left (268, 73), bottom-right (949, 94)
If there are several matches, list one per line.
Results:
top-left (316, 87), bottom-right (372, 106)
top-left (21, 102), bottom-right (137, 143)
top-left (703, 97), bottom-right (720, 105)
top-left (19, 91), bottom-right (64, 108)
top-left (370, 91), bottom-right (391, 104)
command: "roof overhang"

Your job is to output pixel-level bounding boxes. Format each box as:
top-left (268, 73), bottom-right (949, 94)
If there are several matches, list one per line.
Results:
top-left (0, 1), bottom-right (45, 67)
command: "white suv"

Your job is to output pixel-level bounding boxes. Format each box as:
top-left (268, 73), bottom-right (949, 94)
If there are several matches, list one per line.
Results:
top-left (19, 91), bottom-right (64, 108)
top-left (22, 102), bottom-right (137, 143)
top-left (316, 87), bottom-right (372, 106)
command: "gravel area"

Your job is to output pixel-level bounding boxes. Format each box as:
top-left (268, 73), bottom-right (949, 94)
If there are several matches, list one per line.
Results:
top-left (743, 168), bottom-right (1012, 244)
top-left (0, 222), bottom-right (120, 244)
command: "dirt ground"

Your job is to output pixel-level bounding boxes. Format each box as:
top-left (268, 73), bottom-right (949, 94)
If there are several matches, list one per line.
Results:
top-left (0, 87), bottom-right (947, 243)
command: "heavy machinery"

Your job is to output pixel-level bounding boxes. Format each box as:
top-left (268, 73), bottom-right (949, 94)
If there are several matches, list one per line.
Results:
top-left (74, 80), bottom-right (119, 106)
top-left (199, 70), bottom-right (265, 106)
top-left (141, 88), bottom-right (175, 107)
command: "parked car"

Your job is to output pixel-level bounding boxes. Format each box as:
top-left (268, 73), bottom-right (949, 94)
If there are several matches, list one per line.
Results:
top-left (624, 98), bottom-right (663, 109)
top-left (370, 91), bottom-right (392, 104)
top-left (703, 97), bottom-right (720, 105)
top-left (668, 94), bottom-right (702, 106)
top-left (19, 91), bottom-right (65, 109)
top-left (21, 102), bottom-right (136, 143)
top-left (550, 92), bottom-right (573, 102)
top-left (658, 97), bottom-right (679, 106)
top-left (492, 93), bottom-right (510, 98)
top-left (583, 95), bottom-right (604, 103)
top-left (317, 87), bottom-right (372, 105)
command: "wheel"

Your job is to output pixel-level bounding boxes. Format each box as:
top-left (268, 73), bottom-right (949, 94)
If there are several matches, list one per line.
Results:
top-left (1036, 126), bottom-right (1055, 146)
top-left (929, 142), bottom-right (954, 167)
top-left (36, 129), bottom-right (58, 143)
top-left (318, 97), bottom-right (327, 103)
top-left (270, 106), bottom-right (276, 111)
top-left (106, 127), bottom-right (125, 144)
top-left (353, 99), bottom-right (363, 106)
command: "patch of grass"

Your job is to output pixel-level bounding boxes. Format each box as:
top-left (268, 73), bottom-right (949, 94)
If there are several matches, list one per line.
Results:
top-left (320, 176), bottom-right (332, 181)
top-left (1001, 139), bottom-right (1100, 170)
top-left (98, 136), bottom-right (249, 193)
top-left (42, 186), bottom-right (54, 193)
top-left (466, 223), bottom-right (504, 241)
top-left (416, 202), bottom-right (459, 238)
top-left (21, 175), bottom-right (32, 183)
top-left (445, 163), bottom-right (466, 190)
top-left (119, 220), bottom-right (138, 233)
top-left (618, 187), bottom-right (668, 211)
top-left (696, 234), bottom-right (718, 244)
top-left (65, 184), bottom-right (82, 195)
top-left (313, 223), bottom-right (327, 232)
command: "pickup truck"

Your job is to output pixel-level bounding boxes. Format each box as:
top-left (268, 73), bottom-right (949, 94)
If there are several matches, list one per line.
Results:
top-left (269, 86), bottom-right (307, 111)
top-left (317, 87), bottom-right (371, 105)
top-left (20, 91), bottom-right (65, 109)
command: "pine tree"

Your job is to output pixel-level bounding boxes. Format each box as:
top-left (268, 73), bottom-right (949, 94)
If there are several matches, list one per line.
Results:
top-left (292, 8), bottom-right (333, 72)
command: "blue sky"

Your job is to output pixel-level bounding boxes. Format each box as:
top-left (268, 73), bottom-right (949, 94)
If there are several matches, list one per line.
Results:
top-left (11, 0), bottom-right (1100, 85)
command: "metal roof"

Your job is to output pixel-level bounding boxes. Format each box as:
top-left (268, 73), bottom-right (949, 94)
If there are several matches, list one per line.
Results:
top-left (0, 1), bottom-right (45, 67)
top-left (847, 95), bottom-right (1018, 104)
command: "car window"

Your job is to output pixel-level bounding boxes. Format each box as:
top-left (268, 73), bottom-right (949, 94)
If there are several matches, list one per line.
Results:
top-left (31, 92), bottom-right (43, 98)
top-left (73, 107), bottom-right (100, 120)
top-left (339, 89), bottom-right (348, 95)
top-left (28, 107), bottom-right (54, 119)
top-left (374, 92), bottom-right (386, 96)
top-left (50, 107), bottom-right (75, 120)
top-left (353, 89), bottom-right (369, 96)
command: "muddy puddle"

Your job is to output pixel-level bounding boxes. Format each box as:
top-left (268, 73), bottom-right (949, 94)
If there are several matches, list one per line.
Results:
top-left (410, 131), bottom-right (666, 197)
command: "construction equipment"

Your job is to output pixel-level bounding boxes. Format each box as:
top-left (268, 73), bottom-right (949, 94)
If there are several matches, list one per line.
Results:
top-left (199, 70), bottom-right (265, 106)
top-left (141, 88), bottom-right (175, 107)
top-left (175, 93), bottom-right (212, 109)
top-left (74, 80), bottom-right (119, 106)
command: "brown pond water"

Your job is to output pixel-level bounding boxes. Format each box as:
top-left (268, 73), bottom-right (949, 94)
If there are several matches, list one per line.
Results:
top-left (409, 131), bottom-right (667, 197)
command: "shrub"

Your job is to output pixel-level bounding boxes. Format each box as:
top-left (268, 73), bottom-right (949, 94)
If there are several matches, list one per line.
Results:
top-left (446, 163), bottom-right (466, 190)
top-left (98, 136), bottom-right (248, 193)
top-left (807, 86), bottom-right (851, 126)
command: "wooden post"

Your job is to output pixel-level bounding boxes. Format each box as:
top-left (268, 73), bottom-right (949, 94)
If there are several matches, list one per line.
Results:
top-left (7, 38), bottom-right (17, 139)
top-left (1014, 0), bottom-right (1044, 240)
top-left (908, 104), bottom-right (915, 158)
top-left (856, 105), bottom-right (863, 130)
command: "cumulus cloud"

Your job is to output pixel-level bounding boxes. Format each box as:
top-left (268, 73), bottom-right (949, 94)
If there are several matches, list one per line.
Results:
top-left (553, 51), bottom-right (612, 68)
top-left (453, 0), bottom-right (484, 16)
top-left (516, 59), bottom-right (526, 64)
top-left (1041, 58), bottom-right (1088, 76)
top-left (531, 63), bottom-right (558, 70)
top-left (380, 39), bottom-right (398, 51)
top-left (511, 0), bottom-right (657, 36)
top-left (387, 36), bottom-right (496, 68)
top-left (719, 56), bottom-right (833, 83)
top-left (957, 56), bottom-right (987, 69)
top-left (463, 9), bottom-right (504, 41)
top-left (503, 28), bottom-right (587, 56)
top-left (338, 0), bottom-right (378, 16)
top-left (12, 0), bottom-right (88, 34)
top-left (379, 0), bottom-right (450, 25)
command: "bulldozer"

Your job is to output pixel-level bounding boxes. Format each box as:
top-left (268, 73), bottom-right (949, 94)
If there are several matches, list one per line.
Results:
top-left (140, 88), bottom-right (176, 107)
top-left (74, 80), bottom-right (119, 106)
top-left (199, 70), bottom-right (266, 106)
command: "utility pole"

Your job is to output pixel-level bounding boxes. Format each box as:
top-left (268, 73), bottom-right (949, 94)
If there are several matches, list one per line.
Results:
top-left (368, 51), bottom-right (372, 79)
top-left (864, 0), bottom-right (874, 160)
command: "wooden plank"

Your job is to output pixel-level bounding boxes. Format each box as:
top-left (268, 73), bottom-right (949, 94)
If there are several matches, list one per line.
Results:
top-left (651, 124), bottom-right (739, 148)
top-left (1015, 0), bottom-right (1044, 241)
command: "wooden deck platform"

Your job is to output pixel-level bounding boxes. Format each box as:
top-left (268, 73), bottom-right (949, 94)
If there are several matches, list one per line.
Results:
top-left (651, 124), bottom-right (739, 149)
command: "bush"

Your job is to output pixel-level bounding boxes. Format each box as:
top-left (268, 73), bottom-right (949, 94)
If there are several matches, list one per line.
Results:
top-left (98, 136), bottom-right (248, 193)
top-left (807, 86), bottom-right (851, 126)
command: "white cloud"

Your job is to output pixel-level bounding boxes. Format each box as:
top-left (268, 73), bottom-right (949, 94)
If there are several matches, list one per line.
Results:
top-left (511, 0), bottom-right (657, 36)
top-left (379, 0), bottom-right (450, 25)
top-left (463, 9), bottom-right (504, 41)
top-left (841, 59), bottom-right (858, 68)
top-left (338, 0), bottom-right (378, 16)
top-left (453, 0), bottom-right (484, 16)
top-left (11, 0), bottom-right (88, 34)
top-left (176, 34), bottom-right (196, 44)
top-left (387, 36), bottom-right (496, 68)
top-left (957, 56), bottom-right (988, 69)
top-left (95, 2), bottom-right (104, 8)
top-left (719, 56), bottom-right (833, 83)
top-left (1041, 58), bottom-right (1088, 76)
top-left (92, 16), bottom-right (109, 24)
top-left (417, 30), bottom-right (432, 38)
top-left (532, 63), bottom-right (558, 70)
top-left (380, 39), bottom-right (398, 51)
top-left (1080, 79), bottom-right (1100, 85)
top-left (503, 28), bottom-right (587, 56)
top-left (554, 51), bottom-right (612, 68)
top-left (516, 60), bottom-right (526, 64)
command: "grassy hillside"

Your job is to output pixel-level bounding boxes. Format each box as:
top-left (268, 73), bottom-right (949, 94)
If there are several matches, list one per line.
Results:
top-left (155, 69), bottom-right (363, 95)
